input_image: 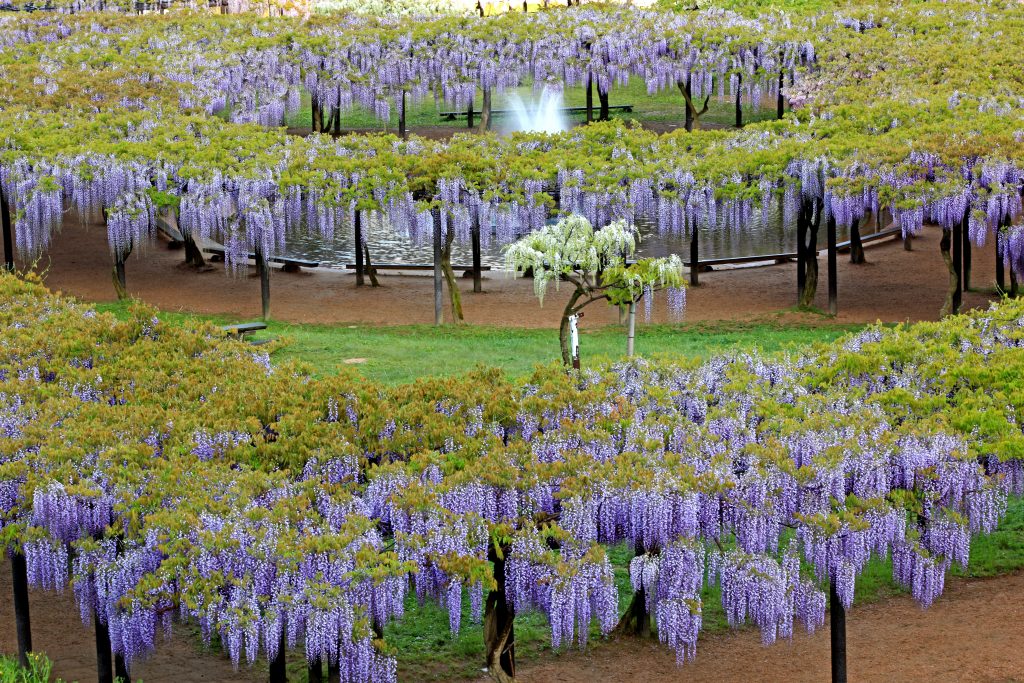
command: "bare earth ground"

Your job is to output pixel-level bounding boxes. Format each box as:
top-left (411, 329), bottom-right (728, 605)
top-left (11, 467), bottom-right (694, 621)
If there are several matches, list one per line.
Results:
top-left (25, 214), bottom-right (999, 328)
top-left (2, 560), bottom-right (1022, 683)
top-left (5, 215), bottom-right (1016, 683)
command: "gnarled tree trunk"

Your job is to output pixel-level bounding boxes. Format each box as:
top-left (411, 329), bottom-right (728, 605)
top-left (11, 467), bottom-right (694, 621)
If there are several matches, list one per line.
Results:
top-left (798, 200), bottom-right (821, 308)
top-left (484, 543), bottom-right (515, 683)
top-left (849, 217), bottom-right (865, 264)
top-left (616, 543), bottom-right (652, 637)
top-left (939, 229), bottom-right (958, 317)
top-left (440, 227), bottom-right (463, 322)
top-left (478, 87), bottom-right (492, 132)
top-left (678, 76), bottom-right (710, 132)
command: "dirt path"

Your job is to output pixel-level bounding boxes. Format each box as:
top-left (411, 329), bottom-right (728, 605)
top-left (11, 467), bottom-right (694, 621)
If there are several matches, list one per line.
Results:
top-left (503, 571), bottom-right (1024, 683)
top-left (2, 560), bottom-right (1021, 682)
top-left (25, 215), bottom-right (999, 329)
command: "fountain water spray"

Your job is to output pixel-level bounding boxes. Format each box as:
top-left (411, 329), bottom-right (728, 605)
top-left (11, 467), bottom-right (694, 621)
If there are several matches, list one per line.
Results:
top-left (505, 88), bottom-right (569, 134)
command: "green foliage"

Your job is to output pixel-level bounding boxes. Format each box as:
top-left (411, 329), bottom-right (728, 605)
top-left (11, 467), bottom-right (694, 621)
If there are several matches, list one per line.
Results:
top-left (0, 653), bottom-right (66, 683)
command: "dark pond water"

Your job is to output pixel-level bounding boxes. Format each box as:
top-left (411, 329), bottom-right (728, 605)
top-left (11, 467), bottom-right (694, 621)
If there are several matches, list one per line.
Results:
top-left (284, 207), bottom-right (861, 269)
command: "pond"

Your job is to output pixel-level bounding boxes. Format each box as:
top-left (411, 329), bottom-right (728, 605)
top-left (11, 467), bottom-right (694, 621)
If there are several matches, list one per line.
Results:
top-left (283, 207), bottom-right (863, 269)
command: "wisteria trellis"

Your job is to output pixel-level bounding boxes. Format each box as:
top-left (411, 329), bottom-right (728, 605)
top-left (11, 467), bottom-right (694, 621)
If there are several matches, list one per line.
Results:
top-left (3, 258), bottom-right (1024, 680)
top-left (2, 2), bottom-right (1024, 280)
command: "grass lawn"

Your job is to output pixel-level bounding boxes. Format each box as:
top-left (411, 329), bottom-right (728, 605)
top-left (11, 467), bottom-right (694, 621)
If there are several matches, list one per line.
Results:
top-left (93, 301), bottom-right (862, 384)
top-left (281, 77), bottom-right (778, 133)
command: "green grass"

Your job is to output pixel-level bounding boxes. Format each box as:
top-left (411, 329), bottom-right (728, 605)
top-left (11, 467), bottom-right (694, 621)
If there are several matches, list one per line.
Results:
top-left (92, 301), bottom-right (861, 384)
top-left (282, 77), bottom-right (778, 133)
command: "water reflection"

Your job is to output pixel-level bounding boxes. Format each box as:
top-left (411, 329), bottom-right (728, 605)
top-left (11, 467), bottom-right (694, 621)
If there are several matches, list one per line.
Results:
top-left (284, 207), bottom-right (858, 269)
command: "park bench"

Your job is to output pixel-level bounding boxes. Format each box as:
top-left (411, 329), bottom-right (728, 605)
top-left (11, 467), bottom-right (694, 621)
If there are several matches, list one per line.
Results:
top-left (203, 248), bottom-right (319, 272)
top-left (155, 214), bottom-right (185, 248)
top-left (684, 251), bottom-right (797, 271)
top-left (222, 322), bottom-right (268, 339)
top-left (345, 263), bottom-right (492, 278)
top-left (836, 226), bottom-right (902, 252)
top-left (439, 105), bottom-right (633, 121)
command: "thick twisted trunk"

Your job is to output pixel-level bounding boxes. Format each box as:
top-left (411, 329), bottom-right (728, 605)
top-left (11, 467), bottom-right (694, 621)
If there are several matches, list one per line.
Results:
top-left (798, 200), bottom-right (821, 308)
top-left (441, 228), bottom-right (463, 322)
top-left (484, 543), bottom-right (515, 682)
top-left (849, 217), bottom-right (865, 264)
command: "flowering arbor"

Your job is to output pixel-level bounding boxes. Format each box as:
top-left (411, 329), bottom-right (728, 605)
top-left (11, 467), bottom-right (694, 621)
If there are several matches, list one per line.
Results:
top-left (3, 271), bottom-right (1023, 682)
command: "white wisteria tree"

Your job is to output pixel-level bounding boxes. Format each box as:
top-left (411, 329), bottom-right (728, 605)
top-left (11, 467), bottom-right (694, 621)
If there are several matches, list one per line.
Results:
top-left (505, 215), bottom-right (685, 366)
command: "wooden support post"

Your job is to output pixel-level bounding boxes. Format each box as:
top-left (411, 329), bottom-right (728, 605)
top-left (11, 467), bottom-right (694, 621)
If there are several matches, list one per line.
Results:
top-left (689, 227), bottom-right (699, 286)
top-left (467, 98), bottom-right (475, 129)
top-left (95, 612), bottom-right (114, 683)
top-left (953, 214), bottom-right (963, 313)
top-left (1, 183), bottom-right (13, 272)
top-left (257, 249), bottom-right (270, 321)
top-left (827, 213), bottom-right (837, 315)
top-left (433, 211), bottom-right (443, 325)
top-left (354, 210), bottom-right (364, 287)
top-left (11, 552), bottom-right (32, 669)
top-left (471, 215), bottom-right (483, 293)
top-left (830, 580), bottom-right (847, 683)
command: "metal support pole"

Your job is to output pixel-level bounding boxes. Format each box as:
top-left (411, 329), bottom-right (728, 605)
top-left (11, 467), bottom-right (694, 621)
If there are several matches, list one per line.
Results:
top-left (827, 213), bottom-right (837, 315)
top-left (11, 553), bottom-right (32, 668)
top-left (354, 210), bottom-right (364, 287)
top-left (433, 210), bottom-right (443, 325)
top-left (830, 580), bottom-right (847, 683)
top-left (471, 215), bottom-right (483, 293)
top-left (1, 184), bottom-right (13, 272)
top-left (689, 228), bottom-right (699, 286)
top-left (257, 249), bottom-right (270, 321)
top-left (953, 213), bottom-right (963, 313)
top-left (569, 313), bottom-right (581, 369)
top-left (997, 223), bottom-right (1006, 292)
top-left (626, 302), bottom-right (636, 356)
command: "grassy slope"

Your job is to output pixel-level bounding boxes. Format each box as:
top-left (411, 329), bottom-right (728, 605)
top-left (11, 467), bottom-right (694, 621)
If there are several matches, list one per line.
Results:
top-left (87, 302), bottom-right (1024, 682)
top-left (282, 77), bottom-right (777, 132)
top-left (93, 302), bottom-right (861, 384)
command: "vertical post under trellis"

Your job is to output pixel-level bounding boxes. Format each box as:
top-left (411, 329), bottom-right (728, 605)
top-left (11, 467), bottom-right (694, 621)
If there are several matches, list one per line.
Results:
top-left (953, 213), bottom-right (963, 313)
top-left (257, 249), bottom-right (270, 321)
top-left (471, 215), bottom-right (483, 294)
top-left (689, 228), bottom-right (699, 286)
top-left (996, 223), bottom-right (1006, 292)
top-left (797, 202), bottom-right (807, 302)
top-left (777, 64), bottom-right (785, 119)
top-left (115, 653), bottom-right (131, 683)
top-left (626, 302), bottom-right (636, 356)
top-left (830, 580), bottom-right (847, 683)
top-left (433, 210), bottom-right (443, 325)
top-left (963, 215), bottom-right (972, 291)
top-left (467, 98), bottom-right (475, 129)
top-left (827, 213), bottom-right (837, 315)
top-left (95, 612), bottom-right (114, 683)
top-left (11, 552), bottom-right (32, 669)
top-left (269, 630), bottom-right (287, 683)
top-left (1, 183), bottom-right (13, 272)
top-left (328, 659), bottom-right (340, 683)
top-left (308, 657), bottom-right (324, 683)
top-left (354, 210), bottom-right (364, 287)
top-left (398, 90), bottom-right (407, 140)
top-left (586, 75), bottom-right (594, 123)
top-left (735, 73), bottom-right (743, 128)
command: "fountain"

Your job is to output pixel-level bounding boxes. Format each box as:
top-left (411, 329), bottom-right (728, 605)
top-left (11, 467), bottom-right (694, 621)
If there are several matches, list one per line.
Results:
top-left (504, 88), bottom-right (570, 134)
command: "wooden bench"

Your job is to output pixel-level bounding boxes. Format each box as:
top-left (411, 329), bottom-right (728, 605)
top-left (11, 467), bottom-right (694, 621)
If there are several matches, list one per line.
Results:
top-left (684, 252), bottom-right (797, 270)
top-left (836, 226), bottom-right (902, 252)
top-left (440, 105), bottom-right (633, 121)
top-left (204, 248), bottom-right (319, 272)
top-left (222, 322), bottom-right (267, 339)
top-left (155, 214), bottom-right (185, 248)
top-left (345, 263), bottom-right (492, 278)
